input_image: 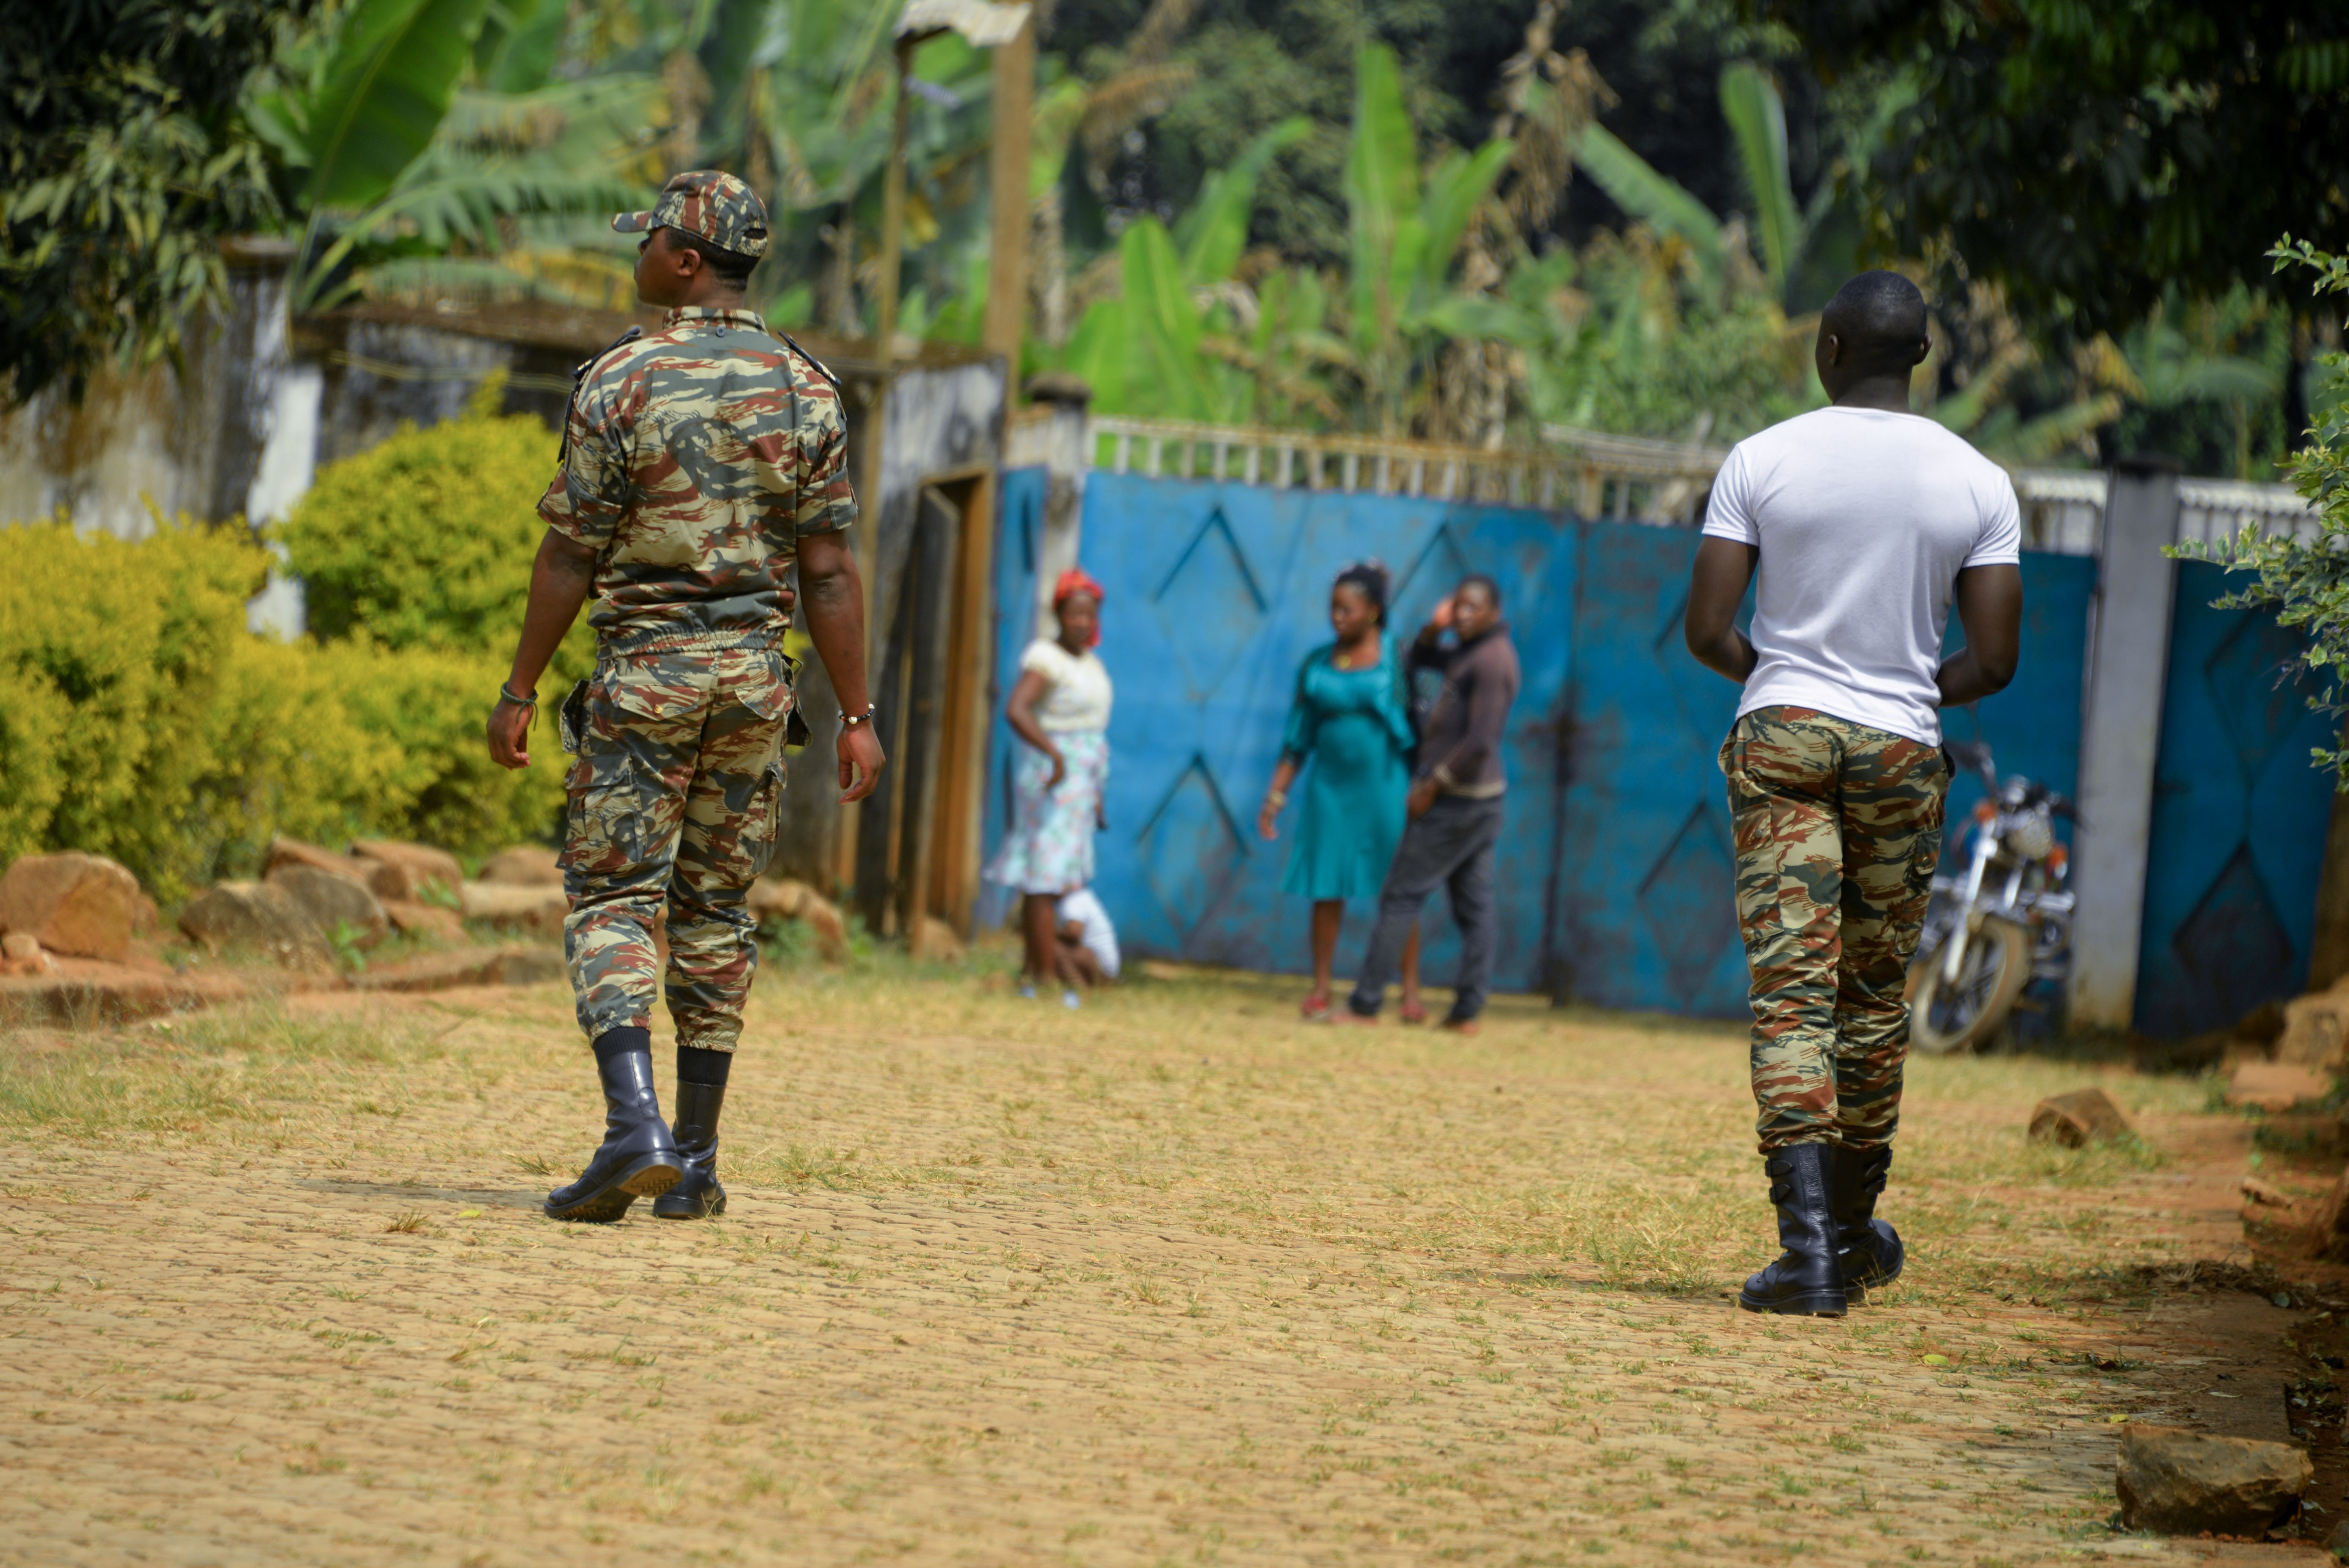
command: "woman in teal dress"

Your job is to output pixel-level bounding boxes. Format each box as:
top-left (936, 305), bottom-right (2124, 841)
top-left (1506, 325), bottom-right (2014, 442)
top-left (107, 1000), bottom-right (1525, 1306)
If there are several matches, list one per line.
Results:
top-left (1256, 562), bottom-right (1423, 1022)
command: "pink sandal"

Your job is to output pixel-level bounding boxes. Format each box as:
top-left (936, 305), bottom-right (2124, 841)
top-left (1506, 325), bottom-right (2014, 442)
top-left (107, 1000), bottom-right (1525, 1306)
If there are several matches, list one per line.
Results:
top-left (1398, 1000), bottom-right (1429, 1026)
top-left (1300, 991), bottom-right (1333, 1022)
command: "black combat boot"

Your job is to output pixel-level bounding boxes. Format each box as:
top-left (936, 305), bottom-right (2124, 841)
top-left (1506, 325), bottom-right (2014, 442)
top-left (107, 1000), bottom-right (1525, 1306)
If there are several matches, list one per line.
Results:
top-left (1737, 1142), bottom-right (1847, 1316)
top-left (1829, 1142), bottom-right (1903, 1303)
top-left (544, 1027), bottom-right (683, 1222)
top-left (653, 1081), bottom-right (728, 1218)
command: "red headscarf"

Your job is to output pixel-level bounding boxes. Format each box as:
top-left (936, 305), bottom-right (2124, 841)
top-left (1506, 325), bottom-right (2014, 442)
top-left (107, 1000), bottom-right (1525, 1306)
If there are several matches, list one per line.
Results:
top-left (1052, 568), bottom-right (1106, 647)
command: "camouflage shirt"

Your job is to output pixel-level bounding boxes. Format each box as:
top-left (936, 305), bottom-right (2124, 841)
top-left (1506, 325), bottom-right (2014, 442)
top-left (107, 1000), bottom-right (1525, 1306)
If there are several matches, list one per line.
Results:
top-left (538, 305), bottom-right (853, 658)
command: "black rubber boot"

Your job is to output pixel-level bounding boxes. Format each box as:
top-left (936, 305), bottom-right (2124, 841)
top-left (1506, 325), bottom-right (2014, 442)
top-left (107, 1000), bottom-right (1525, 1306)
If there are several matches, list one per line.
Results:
top-left (544, 1028), bottom-right (683, 1222)
top-left (1830, 1142), bottom-right (1904, 1303)
top-left (1737, 1142), bottom-right (1847, 1316)
top-left (652, 1080), bottom-right (727, 1219)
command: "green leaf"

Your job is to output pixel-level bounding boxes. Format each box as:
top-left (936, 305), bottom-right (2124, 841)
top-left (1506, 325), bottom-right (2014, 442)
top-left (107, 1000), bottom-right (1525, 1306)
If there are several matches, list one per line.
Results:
top-left (1175, 117), bottom-right (1307, 286)
top-left (1344, 42), bottom-right (1418, 356)
top-left (1573, 122), bottom-right (1722, 281)
top-left (1416, 139), bottom-right (1513, 298)
top-left (1121, 217), bottom-right (1208, 419)
top-left (1718, 62), bottom-right (1799, 292)
top-left (305, 0), bottom-right (494, 211)
top-left (481, 0), bottom-right (566, 93)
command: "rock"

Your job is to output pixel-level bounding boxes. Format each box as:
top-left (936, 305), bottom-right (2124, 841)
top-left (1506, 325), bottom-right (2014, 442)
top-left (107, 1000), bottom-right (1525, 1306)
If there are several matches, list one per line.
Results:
top-left (0, 958), bottom-right (255, 1026)
top-left (748, 876), bottom-right (848, 960)
top-left (2306, 1170), bottom-right (2349, 1263)
top-left (176, 881), bottom-right (334, 967)
top-left (354, 945), bottom-right (566, 993)
top-left (382, 899), bottom-right (467, 943)
top-left (266, 864), bottom-right (390, 947)
top-left (914, 915), bottom-right (965, 963)
top-left (264, 835), bottom-right (372, 888)
top-left (478, 845), bottom-right (563, 887)
top-left (2227, 1061), bottom-right (2332, 1113)
top-left (460, 881), bottom-right (567, 935)
top-left (2114, 1424), bottom-right (2310, 1536)
top-left (2279, 982), bottom-right (2349, 1070)
top-left (348, 840), bottom-right (464, 904)
top-left (2328, 1517), bottom-right (2349, 1559)
top-left (2029, 1087), bottom-right (2135, 1147)
top-left (0, 851), bottom-right (141, 962)
top-left (1, 932), bottom-right (56, 977)
top-left (2242, 1176), bottom-right (2293, 1208)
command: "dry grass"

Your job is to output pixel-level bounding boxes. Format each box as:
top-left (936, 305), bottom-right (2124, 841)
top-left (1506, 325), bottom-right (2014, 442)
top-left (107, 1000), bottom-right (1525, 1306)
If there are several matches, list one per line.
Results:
top-left (0, 957), bottom-right (2250, 1565)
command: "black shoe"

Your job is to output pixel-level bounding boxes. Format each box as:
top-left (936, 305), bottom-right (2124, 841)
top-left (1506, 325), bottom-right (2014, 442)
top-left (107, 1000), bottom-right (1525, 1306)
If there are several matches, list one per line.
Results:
top-left (1737, 1143), bottom-right (1847, 1317)
top-left (544, 1033), bottom-right (683, 1223)
top-left (1830, 1142), bottom-right (1903, 1303)
top-left (652, 1079), bottom-right (727, 1219)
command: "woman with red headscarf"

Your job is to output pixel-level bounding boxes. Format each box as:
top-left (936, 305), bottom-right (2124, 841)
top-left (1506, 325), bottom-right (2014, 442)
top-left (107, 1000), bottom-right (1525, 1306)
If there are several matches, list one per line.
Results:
top-left (987, 569), bottom-right (1113, 1000)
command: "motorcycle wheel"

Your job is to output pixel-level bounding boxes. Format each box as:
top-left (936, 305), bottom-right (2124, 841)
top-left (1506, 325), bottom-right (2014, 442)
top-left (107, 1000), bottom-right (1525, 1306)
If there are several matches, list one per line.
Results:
top-left (1906, 919), bottom-right (2033, 1056)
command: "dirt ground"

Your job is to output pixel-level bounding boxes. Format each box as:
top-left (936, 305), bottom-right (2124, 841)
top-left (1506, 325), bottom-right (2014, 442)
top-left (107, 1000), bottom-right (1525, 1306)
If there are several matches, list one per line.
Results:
top-left (1, 956), bottom-right (2340, 1567)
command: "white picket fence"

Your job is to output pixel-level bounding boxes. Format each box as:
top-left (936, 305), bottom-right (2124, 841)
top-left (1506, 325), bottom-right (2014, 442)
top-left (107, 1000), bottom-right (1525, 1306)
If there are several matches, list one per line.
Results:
top-left (1077, 413), bottom-right (2320, 556)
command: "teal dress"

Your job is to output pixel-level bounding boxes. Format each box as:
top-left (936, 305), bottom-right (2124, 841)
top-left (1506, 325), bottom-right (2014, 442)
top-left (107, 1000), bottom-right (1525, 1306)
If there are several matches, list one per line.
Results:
top-left (1279, 637), bottom-right (1416, 900)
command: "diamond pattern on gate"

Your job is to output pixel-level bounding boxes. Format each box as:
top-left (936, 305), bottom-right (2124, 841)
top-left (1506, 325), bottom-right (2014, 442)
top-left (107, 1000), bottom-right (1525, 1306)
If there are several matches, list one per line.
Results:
top-left (1152, 506), bottom-right (1267, 700)
top-left (1636, 800), bottom-right (1742, 1002)
top-left (2169, 842), bottom-right (2296, 1032)
top-left (1390, 523), bottom-right (1474, 636)
top-left (2203, 612), bottom-right (2316, 782)
top-left (1137, 755), bottom-right (1249, 938)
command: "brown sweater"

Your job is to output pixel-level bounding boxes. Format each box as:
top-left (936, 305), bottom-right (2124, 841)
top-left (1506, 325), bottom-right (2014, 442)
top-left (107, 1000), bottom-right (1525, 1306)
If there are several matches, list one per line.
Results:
top-left (1408, 624), bottom-right (1520, 796)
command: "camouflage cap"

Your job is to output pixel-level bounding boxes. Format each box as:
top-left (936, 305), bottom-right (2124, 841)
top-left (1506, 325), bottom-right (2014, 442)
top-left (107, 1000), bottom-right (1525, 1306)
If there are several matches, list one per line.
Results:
top-left (613, 170), bottom-right (771, 258)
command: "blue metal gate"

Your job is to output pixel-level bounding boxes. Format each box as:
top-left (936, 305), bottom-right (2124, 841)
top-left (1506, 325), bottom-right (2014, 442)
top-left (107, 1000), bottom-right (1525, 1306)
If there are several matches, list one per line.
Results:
top-left (1051, 473), bottom-right (2095, 1016)
top-left (2135, 561), bottom-right (2337, 1035)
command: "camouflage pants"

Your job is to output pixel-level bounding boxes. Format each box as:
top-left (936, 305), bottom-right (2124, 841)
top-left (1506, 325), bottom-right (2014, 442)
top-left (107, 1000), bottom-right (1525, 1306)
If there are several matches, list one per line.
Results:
top-left (1720, 706), bottom-right (1947, 1156)
top-left (560, 651), bottom-right (791, 1052)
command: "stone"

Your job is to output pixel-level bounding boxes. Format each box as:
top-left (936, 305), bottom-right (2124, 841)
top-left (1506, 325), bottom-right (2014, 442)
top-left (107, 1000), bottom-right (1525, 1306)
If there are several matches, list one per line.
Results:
top-left (914, 915), bottom-right (965, 964)
top-left (748, 876), bottom-right (848, 960)
top-left (0, 958), bottom-right (253, 1026)
top-left (2279, 981), bottom-right (2349, 1070)
top-left (348, 840), bottom-right (464, 904)
top-left (2227, 1061), bottom-right (2332, 1113)
top-left (1, 932), bottom-right (56, 977)
top-left (460, 881), bottom-right (567, 935)
top-left (264, 836), bottom-right (372, 888)
top-left (2113, 1424), bottom-right (2310, 1536)
top-left (266, 864), bottom-right (390, 947)
top-left (176, 881), bottom-right (334, 968)
top-left (2028, 1087), bottom-right (2135, 1148)
top-left (478, 846), bottom-right (563, 887)
top-left (0, 851), bottom-right (141, 962)
top-left (354, 945), bottom-right (566, 993)
top-left (382, 899), bottom-right (467, 943)
top-left (2328, 1517), bottom-right (2349, 1560)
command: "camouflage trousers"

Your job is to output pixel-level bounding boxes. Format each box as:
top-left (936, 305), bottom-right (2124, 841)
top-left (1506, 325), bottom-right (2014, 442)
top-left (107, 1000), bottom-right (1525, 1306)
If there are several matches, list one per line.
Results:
top-left (560, 650), bottom-right (791, 1052)
top-left (1719, 706), bottom-right (1947, 1156)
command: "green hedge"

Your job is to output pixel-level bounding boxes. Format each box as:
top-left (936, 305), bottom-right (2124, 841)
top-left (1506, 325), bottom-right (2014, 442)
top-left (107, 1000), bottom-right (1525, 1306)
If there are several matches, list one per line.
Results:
top-left (0, 389), bottom-right (580, 900)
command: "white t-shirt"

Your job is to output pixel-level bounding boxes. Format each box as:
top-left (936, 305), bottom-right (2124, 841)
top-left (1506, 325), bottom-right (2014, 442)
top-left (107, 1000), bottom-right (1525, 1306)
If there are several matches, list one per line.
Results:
top-left (1701, 406), bottom-right (2021, 746)
top-left (1021, 639), bottom-right (1114, 732)
top-left (1056, 887), bottom-right (1120, 979)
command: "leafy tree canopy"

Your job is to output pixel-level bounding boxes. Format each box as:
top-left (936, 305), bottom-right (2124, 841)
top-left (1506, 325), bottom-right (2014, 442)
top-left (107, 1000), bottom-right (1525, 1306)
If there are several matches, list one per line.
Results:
top-left (0, 0), bottom-right (326, 402)
top-left (1757, 0), bottom-right (2349, 343)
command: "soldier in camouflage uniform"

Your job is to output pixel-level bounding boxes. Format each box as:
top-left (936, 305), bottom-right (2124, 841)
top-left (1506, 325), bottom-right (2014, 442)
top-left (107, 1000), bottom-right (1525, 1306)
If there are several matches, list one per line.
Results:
top-left (487, 170), bottom-right (885, 1223)
top-left (1686, 272), bottom-right (2023, 1315)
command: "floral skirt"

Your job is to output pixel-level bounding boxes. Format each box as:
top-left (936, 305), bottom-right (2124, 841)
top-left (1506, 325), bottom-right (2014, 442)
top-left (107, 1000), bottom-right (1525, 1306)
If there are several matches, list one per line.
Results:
top-left (985, 729), bottom-right (1109, 896)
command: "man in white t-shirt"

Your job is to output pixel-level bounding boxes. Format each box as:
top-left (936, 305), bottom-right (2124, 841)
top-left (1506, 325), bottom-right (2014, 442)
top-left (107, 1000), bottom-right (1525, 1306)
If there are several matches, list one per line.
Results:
top-left (1685, 270), bottom-right (2022, 1318)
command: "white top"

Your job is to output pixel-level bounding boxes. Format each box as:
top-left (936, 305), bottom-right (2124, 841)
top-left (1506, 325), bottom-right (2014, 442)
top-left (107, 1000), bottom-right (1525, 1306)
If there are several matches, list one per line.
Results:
top-left (1021, 638), bottom-right (1114, 732)
top-left (1056, 887), bottom-right (1120, 979)
top-left (1701, 406), bottom-right (2021, 746)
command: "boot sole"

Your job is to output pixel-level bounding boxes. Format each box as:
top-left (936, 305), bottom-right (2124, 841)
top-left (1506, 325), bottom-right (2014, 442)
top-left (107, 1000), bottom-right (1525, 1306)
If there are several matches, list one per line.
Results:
top-left (1737, 1288), bottom-right (1848, 1317)
top-left (544, 1152), bottom-right (684, 1223)
top-left (651, 1192), bottom-right (726, 1220)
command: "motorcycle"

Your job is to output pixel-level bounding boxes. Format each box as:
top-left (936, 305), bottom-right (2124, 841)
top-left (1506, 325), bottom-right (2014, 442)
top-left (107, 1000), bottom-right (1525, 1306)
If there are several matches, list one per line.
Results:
top-left (1906, 739), bottom-right (2076, 1055)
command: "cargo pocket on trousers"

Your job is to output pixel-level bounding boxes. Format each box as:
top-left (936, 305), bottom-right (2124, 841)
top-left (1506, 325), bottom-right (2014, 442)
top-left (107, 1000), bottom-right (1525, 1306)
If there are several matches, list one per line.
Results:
top-left (560, 768), bottom-right (646, 873)
top-left (745, 761), bottom-right (786, 879)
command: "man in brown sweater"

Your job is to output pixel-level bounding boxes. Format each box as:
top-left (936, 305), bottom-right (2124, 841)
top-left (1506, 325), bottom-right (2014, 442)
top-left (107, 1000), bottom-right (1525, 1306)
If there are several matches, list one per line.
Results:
top-left (1343, 574), bottom-right (1521, 1031)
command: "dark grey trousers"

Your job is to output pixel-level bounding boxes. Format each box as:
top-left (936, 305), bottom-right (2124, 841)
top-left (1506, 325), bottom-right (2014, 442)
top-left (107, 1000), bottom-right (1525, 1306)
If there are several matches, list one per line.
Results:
top-left (1348, 793), bottom-right (1506, 1021)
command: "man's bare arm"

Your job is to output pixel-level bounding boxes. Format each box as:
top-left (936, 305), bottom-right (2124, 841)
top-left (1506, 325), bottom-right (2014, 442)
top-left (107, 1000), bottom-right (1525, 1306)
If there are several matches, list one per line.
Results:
top-left (1685, 537), bottom-right (1760, 683)
top-left (798, 528), bottom-right (886, 802)
top-left (1936, 563), bottom-right (2022, 706)
top-left (488, 528), bottom-right (598, 770)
